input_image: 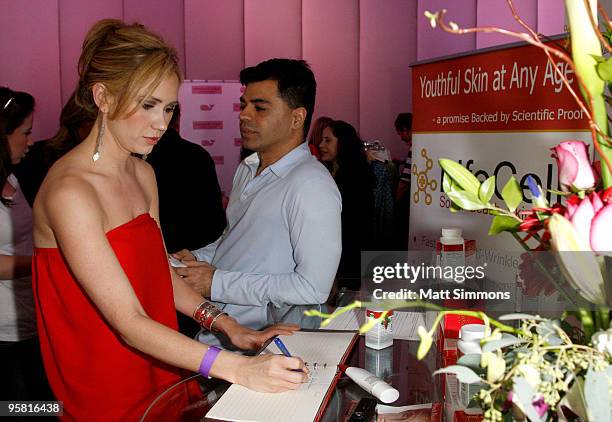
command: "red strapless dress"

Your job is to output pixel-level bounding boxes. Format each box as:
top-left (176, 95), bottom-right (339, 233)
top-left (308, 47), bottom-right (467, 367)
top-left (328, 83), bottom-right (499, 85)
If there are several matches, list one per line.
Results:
top-left (32, 214), bottom-right (186, 421)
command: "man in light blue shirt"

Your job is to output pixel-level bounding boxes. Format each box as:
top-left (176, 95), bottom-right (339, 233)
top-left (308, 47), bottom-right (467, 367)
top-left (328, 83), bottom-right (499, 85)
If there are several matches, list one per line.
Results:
top-left (174, 59), bottom-right (342, 345)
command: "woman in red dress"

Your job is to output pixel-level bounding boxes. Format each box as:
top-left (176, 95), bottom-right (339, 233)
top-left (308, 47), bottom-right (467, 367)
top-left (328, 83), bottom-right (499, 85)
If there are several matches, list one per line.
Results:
top-left (32, 19), bottom-right (306, 421)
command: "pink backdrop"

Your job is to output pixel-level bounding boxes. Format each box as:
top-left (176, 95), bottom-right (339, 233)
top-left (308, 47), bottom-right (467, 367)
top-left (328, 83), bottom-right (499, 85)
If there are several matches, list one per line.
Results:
top-left (0, 0), bottom-right (565, 160)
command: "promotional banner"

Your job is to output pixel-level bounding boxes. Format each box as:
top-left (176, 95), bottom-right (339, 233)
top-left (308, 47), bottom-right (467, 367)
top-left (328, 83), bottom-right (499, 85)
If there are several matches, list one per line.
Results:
top-left (178, 81), bottom-right (244, 196)
top-left (409, 40), bottom-right (591, 290)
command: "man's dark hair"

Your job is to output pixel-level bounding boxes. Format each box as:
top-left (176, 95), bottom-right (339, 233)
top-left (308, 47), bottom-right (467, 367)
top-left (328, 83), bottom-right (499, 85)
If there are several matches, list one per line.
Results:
top-left (394, 112), bottom-right (413, 131)
top-left (240, 59), bottom-right (316, 139)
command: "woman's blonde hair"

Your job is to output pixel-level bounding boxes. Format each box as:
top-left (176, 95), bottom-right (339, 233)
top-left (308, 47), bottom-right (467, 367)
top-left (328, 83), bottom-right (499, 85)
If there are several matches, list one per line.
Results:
top-left (76, 19), bottom-right (181, 120)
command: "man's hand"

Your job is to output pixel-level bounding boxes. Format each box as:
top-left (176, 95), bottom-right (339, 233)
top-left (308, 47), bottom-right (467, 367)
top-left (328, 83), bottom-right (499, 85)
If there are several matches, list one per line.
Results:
top-left (215, 316), bottom-right (300, 350)
top-left (174, 260), bottom-right (215, 297)
top-left (172, 249), bottom-right (196, 261)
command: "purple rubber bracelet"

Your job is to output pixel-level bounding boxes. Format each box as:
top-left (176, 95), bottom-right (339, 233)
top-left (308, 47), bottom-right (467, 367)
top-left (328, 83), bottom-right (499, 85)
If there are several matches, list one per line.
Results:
top-left (199, 346), bottom-right (222, 379)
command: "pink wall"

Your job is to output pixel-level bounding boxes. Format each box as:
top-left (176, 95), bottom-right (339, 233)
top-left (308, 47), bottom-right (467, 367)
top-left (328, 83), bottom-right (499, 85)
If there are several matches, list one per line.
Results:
top-left (0, 0), bottom-right (62, 142)
top-left (538, 0), bottom-right (566, 35)
top-left (417, 0), bottom-right (566, 62)
top-left (184, 0), bottom-right (244, 80)
top-left (124, 0), bottom-right (186, 76)
top-left (303, 0), bottom-right (360, 127)
top-left (476, 0), bottom-right (537, 49)
top-left (58, 0), bottom-right (123, 104)
top-left (1, 0), bottom-right (566, 158)
top-left (417, 0), bottom-right (477, 61)
top-left (244, 0), bottom-right (302, 66)
top-left (359, 0), bottom-right (417, 159)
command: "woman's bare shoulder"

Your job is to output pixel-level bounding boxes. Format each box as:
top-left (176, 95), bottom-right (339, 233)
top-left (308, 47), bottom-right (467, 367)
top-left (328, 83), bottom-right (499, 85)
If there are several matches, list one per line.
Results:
top-left (36, 153), bottom-right (101, 217)
top-left (132, 155), bottom-right (157, 191)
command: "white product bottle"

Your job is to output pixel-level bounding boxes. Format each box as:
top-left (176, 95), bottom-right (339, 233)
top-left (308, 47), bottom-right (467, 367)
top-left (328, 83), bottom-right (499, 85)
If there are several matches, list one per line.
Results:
top-left (439, 227), bottom-right (465, 280)
top-left (365, 346), bottom-right (393, 381)
top-left (457, 324), bottom-right (487, 408)
top-left (344, 366), bottom-right (400, 404)
top-left (365, 308), bottom-right (394, 350)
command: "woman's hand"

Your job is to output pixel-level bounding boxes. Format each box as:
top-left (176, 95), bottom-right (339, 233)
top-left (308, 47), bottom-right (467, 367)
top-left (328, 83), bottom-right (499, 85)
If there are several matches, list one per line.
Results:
top-left (233, 354), bottom-right (308, 393)
top-left (216, 316), bottom-right (299, 350)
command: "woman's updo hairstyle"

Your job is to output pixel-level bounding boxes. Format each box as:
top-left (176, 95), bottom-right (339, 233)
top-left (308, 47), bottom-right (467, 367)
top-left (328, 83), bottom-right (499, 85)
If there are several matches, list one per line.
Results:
top-left (75, 19), bottom-right (181, 120)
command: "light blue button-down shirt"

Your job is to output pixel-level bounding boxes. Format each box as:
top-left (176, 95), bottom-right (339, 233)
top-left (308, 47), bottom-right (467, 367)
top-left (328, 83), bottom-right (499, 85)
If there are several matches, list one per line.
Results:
top-left (194, 143), bottom-right (342, 341)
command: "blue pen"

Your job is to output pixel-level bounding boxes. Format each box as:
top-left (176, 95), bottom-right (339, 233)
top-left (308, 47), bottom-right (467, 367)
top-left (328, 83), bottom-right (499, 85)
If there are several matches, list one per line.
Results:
top-left (274, 337), bottom-right (292, 357)
top-left (274, 338), bottom-right (307, 373)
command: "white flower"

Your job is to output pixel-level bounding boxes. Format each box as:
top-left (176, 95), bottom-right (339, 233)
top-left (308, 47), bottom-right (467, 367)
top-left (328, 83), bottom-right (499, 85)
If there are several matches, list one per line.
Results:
top-left (515, 363), bottom-right (541, 388)
top-left (591, 329), bottom-right (612, 354)
top-left (481, 351), bottom-right (506, 383)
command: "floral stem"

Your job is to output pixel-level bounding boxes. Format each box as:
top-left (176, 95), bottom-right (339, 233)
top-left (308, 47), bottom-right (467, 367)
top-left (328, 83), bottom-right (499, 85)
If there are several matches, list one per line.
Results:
top-left (578, 308), bottom-right (595, 339)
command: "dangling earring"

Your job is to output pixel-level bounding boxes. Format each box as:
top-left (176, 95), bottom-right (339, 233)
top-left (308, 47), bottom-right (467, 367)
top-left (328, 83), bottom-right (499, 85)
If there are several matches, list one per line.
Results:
top-left (93, 117), bottom-right (105, 162)
top-left (142, 153), bottom-right (148, 161)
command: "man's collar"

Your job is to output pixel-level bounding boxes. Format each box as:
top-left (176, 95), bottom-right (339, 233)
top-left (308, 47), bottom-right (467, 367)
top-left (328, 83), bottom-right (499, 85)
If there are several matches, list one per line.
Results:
top-left (244, 143), bottom-right (310, 178)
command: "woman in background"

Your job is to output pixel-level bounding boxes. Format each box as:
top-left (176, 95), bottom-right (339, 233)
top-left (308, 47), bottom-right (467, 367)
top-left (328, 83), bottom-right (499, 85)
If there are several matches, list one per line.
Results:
top-left (319, 120), bottom-right (375, 290)
top-left (33, 19), bottom-right (305, 421)
top-left (14, 93), bottom-right (95, 207)
top-left (0, 87), bottom-right (52, 401)
top-left (307, 116), bottom-right (333, 159)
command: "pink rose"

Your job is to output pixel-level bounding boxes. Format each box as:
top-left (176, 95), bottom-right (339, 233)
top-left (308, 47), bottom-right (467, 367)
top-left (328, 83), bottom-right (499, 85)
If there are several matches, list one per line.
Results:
top-left (552, 141), bottom-right (596, 192)
top-left (565, 192), bottom-right (612, 254)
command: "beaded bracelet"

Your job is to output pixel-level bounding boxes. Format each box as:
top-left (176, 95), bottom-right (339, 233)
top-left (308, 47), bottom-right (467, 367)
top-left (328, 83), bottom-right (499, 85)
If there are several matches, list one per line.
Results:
top-left (193, 301), bottom-right (227, 332)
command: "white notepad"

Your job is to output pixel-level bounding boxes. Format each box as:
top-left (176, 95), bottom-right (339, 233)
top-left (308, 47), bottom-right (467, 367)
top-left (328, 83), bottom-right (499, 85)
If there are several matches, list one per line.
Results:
top-left (206, 331), bottom-right (357, 422)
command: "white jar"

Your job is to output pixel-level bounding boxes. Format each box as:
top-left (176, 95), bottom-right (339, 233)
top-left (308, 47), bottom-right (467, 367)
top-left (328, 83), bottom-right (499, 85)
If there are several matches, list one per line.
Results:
top-left (457, 323), bottom-right (487, 408)
top-left (457, 324), bottom-right (487, 355)
top-left (365, 308), bottom-right (394, 350)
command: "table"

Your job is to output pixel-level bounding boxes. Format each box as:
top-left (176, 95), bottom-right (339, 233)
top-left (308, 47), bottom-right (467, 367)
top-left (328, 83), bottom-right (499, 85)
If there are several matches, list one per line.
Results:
top-left (141, 334), bottom-right (440, 421)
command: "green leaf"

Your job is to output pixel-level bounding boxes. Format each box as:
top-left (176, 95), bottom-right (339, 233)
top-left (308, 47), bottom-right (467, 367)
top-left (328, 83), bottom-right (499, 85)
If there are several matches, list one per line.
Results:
top-left (439, 159), bottom-right (481, 196)
top-left (488, 215), bottom-right (521, 235)
top-left (498, 313), bottom-right (545, 321)
top-left (559, 377), bottom-right (588, 421)
top-left (479, 175), bottom-right (495, 203)
top-left (481, 333), bottom-right (522, 353)
top-left (433, 365), bottom-right (482, 384)
top-left (596, 55), bottom-right (612, 81)
top-left (446, 190), bottom-right (486, 211)
top-left (585, 369), bottom-right (611, 422)
top-left (442, 173), bottom-right (453, 194)
top-left (501, 176), bottom-right (522, 212)
top-left (535, 321), bottom-right (563, 346)
top-left (457, 354), bottom-right (486, 374)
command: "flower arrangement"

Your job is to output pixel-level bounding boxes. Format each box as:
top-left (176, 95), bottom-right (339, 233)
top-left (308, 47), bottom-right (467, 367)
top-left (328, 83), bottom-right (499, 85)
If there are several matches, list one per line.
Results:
top-left (422, 0), bottom-right (612, 419)
top-left (308, 1), bottom-right (612, 420)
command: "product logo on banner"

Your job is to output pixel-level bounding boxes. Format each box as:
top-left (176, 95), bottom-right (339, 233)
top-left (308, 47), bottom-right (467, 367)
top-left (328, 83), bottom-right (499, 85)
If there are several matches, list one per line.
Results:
top-left (233, 103), bottom-right (241, 112)
top-left (409, 40), bottom-right (591, 255)
top-left (200, 104), bottom-right (215, 111)
top-left (213, 156), bottom-right (225, 165)
top-left (201, 139), bottom-right (215, 147)
top-left (192, 85), bottom-right (223, 95)
top-left (234, 138), bottom-right (243, 147)
top-left (412, 149), bottom-right (437, 205)
top-left (193, 121), bottom-right (224, 130)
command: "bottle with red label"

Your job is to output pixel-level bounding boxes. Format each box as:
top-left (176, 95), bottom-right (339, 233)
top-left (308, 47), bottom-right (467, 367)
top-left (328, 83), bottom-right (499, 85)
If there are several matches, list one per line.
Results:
top-left (438, 227), bottom-right (465, 281)
top-left (365, 308), bottom-right (394, 349)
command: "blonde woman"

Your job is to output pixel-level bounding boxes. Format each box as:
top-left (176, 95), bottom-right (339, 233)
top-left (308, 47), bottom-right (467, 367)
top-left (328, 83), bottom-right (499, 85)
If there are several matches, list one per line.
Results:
top-left (33, 20), bottom-right (305, 421)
